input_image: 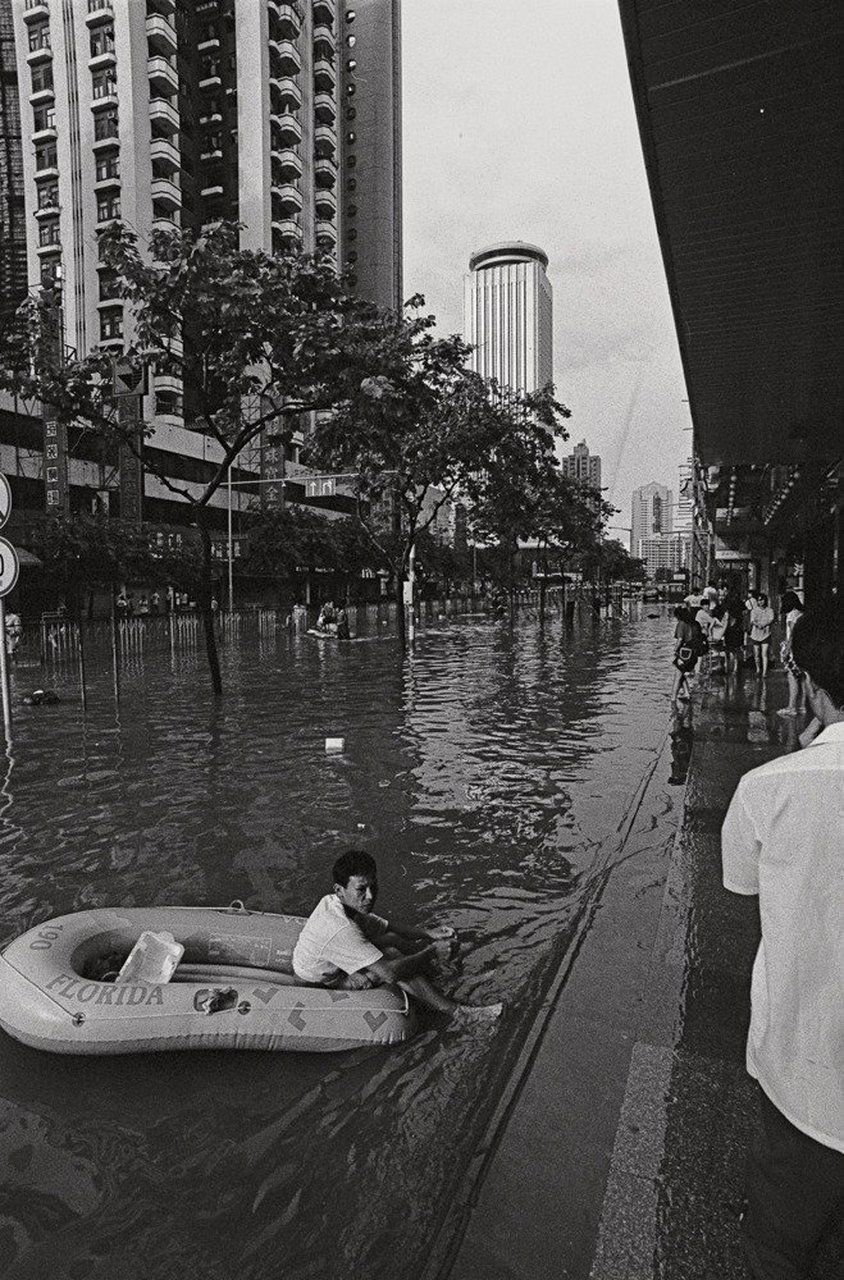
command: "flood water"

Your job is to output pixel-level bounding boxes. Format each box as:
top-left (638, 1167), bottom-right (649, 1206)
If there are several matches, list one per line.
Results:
top-left (0, 606), bottom-right (673, 1280)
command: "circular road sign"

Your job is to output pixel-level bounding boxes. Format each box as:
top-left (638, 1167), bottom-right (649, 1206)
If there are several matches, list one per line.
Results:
top-left (0, 536), bottom-right (20, 598)
top-left (0, 474), bottom-right (11, 531)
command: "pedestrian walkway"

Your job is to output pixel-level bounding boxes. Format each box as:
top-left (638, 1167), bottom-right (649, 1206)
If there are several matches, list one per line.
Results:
top-left (424, 668), bottom-right (837, 1280)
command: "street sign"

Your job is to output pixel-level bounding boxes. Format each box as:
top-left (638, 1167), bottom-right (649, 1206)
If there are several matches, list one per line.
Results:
top-left (0, 536), bottom-right (20, 598)
top-left (0, 474), bottom-right (11, 530)
top-left (112, 357), bottom-right (147, 398)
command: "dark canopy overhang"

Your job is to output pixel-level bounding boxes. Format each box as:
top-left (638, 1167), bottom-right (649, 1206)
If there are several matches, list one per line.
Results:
top-left (617, 1), bottom-right (843, 470)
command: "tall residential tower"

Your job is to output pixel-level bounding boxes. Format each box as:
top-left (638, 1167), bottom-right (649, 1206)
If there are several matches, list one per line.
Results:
top-left (631, 480), bottom-right (673, 558)
top-left (463, 241), bottom-right (552, 395)
top-left (8, 0), bottom-right (401, 529)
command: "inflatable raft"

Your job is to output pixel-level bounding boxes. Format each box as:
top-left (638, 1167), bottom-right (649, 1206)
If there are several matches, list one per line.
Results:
top-left (0, 905), bottom-right (417, 1055)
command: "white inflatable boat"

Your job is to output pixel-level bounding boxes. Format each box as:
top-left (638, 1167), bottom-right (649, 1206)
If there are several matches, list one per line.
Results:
top-left (0, 905), bottom-right (417, 1055)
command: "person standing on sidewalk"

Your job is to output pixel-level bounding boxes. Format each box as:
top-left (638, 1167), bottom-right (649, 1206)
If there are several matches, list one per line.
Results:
top-left (749, 591), bottom-right (775, 678)
top-left (721, 599), bottom-right (844, 1280)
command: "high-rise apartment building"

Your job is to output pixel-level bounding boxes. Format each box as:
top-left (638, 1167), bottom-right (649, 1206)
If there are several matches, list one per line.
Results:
top-left (8, 0), bottom-right (401, 529)
top-left (639, 532), bottom-right (689, 579)
top-left (631, 480), bottom-right (673, 557)
top-left (463, 242), bottom-right (552, 395)
top-left (561, 439), bottom-right (602, 507)
top-left (0, 0), bottom-right (27, 315)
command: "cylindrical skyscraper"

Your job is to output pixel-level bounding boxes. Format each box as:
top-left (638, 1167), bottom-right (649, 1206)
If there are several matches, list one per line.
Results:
top-left (463, 241), bottom-right (552, 394)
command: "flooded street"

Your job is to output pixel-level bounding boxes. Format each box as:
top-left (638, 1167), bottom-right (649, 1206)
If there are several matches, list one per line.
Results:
top-left (0, 606), bottom-right (673, 1280)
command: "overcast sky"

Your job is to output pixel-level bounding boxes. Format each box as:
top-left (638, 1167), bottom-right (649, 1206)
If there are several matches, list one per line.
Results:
top-left (402, 0), bottom-right (693, 541)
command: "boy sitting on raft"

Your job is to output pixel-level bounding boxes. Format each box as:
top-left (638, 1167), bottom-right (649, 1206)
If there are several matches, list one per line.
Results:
top-left (293, 849), bottom-right (502, 1023)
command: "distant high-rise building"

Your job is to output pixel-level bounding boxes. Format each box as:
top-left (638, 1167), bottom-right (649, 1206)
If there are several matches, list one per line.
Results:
top-left (463, 241), bottom-right (552, 395)
top-left (639, 531), bottom-right (690, 579)
top-left (0, 0), bottom-right (26, 316)
top-left (8, 0), bottom-right (401, 526)
top-left (631, 480), bottom-right (673, 557)
top-left (561, 440), bottom-right (602, 508)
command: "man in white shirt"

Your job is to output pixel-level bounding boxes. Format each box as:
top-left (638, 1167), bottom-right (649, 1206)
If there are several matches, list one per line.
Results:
top-left (293, 849), bottom-right (502, 1022)
top-left (721, 600), bottom-right (844, 1279)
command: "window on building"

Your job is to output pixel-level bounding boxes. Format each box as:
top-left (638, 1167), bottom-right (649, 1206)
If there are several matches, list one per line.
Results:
top-left (346, 130), bottom-right (356, 143)
top-left (347, 203), bottom-right (357, 216)
top-left (347, 177), bottom-right (356, 190)
top-left (94, 110), bottom-right (119, 141)
top-left (96, 192), bottom-right (121, 221)
top-left (38, 221), bottom-right (60, 247)
top-left (347, 227), bottom-right (357, 240)
top-left (33, 105), bottom-right (56, 132)
top-left (95, 154), bottom-right (119, 181)
top-left (346, 59), bottom-right (356, 71)
top-left (347, 154), bottom-right (356, 167)
top-left (345, 10), bottom-right (356, 20)
top-left (31, 65), bottom-right (53, 94)
top-left (98, 272), bottom-right (120, 300)
top-left (40, 259), bottom-right (61, 286)
top-left (37, 182), bottom-right (59, 209)
top-left (345, 106), bottom-right (356, 120)
top-left (345, 83), bottom-right (356, 96)
top-left (347, 35), bottom-right (356, 47)
top-left (35, 142), bottom-right (57, 171)
top-left (89, 27), bottom-right (115, 58)
top-left (100, 309), bottom-right (123, 340)
top-left (28, 26), bottom-right (50, 52)
top-left (346, 251), bottom-right (357, 262)
top-left (200, 57), bottom-right (220, 79)
top-left (92, 68), bottom-right (117, 99)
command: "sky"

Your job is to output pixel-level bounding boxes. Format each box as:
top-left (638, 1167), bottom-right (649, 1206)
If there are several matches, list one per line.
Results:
top-left (401, 0), bottom-right (693, 545)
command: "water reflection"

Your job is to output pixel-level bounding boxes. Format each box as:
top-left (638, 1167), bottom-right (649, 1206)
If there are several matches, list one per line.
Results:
top-left (0, 609), bottom-right (672, 1279)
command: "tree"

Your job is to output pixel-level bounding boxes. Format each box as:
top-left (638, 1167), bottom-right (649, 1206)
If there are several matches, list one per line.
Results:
top-left (241, 505), bottom-right (376, 594)
top-left (0, 222), bottom-right (388, 692)
top-left (305, 303), bottom-right (573, 646)
top-left (31, 512), bottom-right (202, 616)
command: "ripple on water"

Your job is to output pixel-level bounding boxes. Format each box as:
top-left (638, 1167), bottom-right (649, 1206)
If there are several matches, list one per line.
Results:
top-left (0, 608), bottom-right (674, 1279)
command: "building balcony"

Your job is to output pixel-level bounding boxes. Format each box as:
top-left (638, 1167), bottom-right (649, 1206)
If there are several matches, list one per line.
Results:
top-left (148, 55), bottom-right (178, 95)
top-left (272, 113), bottom-right (301, 147)
top-left (273, 183), bottom-right (303, 215)
top-left (200, 183), bottom-right (224, 198)
top-left (313, 123), bottom-right (335, 159)
top-left (197, 37), bottom-right (221, 52)
top-left (36, 238), bottom-right (62, 257)
top-left (146, 13), bottom-right (177, 57)
top-left (314, 186), bottom-right (336, 219)
top-left (272, 4), bottom-right (302, 39)
top-left (270, 39), bottom-right (300, 77)
top-left (312, 0), bottom-right (335, 26)
top-left (91, 129), bottom-right (119, 151)
top-left (29, 84), bottom-right (55, 105)
top-left (88, 50), bottom-right (117, 71)
top-left (200, 146), bottom-right (223, 161)
top-left (85, 0), bottom-right (114, 25)
top-left (270, 75), bottom-right (301, 111)
top-left (31, 124), bottom-right (57, 143)
top-left (33, 161), bottom-right (59, 179)
top-left (313, 155), bottom-right (337, 189)
top-left (150, 135), bottom-right (180, 171)
top-left (271, 217), bottom-right (302, 241)
top-left (149, 97), bottom-right (180, 135)
top-left (151, 176), bottom-right (181, 209)
top-left (146, 0), bottom-right (176, 16)
top-left (198, 73), bottom-right (222, 90)
top-left (22, 2), bottom-right (50, 23)
top-left (313, 58), bottom-right (335, 93)
top-left (34, 199), bottom-right (60, 219)
top-left (153, 373), bottom-right (182, 395)
top-left (94, 170), bottom-right (121, 191)
top-left (271, 147), bottom-right (301, 181)
top-left (314, 91), bottom-right (335, 124)
top-left (313, 23), bottom-right (335, 57)
top-left (315, 220), bottom-right (336, 248)
top-left (91, 86), bottom-right (118, 112)
top-left (26, 45), bottom-right (53, 67)
top-left (151, 214), bottom-right (181, 236)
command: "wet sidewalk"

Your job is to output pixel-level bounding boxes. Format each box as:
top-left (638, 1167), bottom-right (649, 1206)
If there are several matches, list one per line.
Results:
top-left (423, 669), bottom-right (803, 1280)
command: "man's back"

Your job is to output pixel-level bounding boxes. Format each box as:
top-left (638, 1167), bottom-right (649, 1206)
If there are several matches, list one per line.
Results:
top-left (721, 724), bottom-right (844, 1151)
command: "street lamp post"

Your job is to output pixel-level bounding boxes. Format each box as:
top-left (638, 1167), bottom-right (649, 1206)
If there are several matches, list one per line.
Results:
top-left (227, 462), bottom-right (234, 612)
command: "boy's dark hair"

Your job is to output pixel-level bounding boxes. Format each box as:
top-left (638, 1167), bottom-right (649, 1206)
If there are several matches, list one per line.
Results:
top-left (791, 600), bottom-right (844, 708)
top-left (333, 849), bottom-right (377, 887)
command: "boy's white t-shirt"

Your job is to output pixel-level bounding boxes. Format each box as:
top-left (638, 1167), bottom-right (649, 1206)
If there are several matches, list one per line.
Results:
top-left (292, 894), bottom-right (389, 984)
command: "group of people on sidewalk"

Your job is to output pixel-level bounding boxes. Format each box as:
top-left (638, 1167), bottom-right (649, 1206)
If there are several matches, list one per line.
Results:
top-left (670, 586), bottom-right (808, 709)
top-left (673, 590), bottom-right (843, 1280)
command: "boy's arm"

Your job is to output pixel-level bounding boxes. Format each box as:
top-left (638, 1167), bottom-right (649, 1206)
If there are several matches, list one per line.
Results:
top-left (721, 780), bottom-right (761, 895)
top-left (366, 938), bottom-right (456, 985)
top-left (380, 916), bottom-right (456, 944)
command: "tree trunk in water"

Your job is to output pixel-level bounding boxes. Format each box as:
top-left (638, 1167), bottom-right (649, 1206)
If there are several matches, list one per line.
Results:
top-left (196, 512), bottom-right (223, 695)
top-left (395, 564), bottom-right (406, 650)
